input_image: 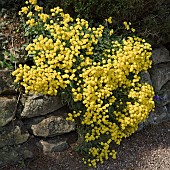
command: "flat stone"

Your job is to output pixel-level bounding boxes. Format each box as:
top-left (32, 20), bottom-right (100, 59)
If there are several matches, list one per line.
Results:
top-left (21, 93), bottom-right (65, 118)
top-left (0, 121), bottom-right (30, 148)
top-left (0, 70), bottom-right (17, 95)
top-left (0, 96), bottom-right (17, 127)
top-left (38, 138), bottom-right (68, 154)
top-left (150, 63), bottom-right (170, 91)
top-left (26, 107), bottom-right (75, 137)
top-left (151, 46), bottom-right (170, 65)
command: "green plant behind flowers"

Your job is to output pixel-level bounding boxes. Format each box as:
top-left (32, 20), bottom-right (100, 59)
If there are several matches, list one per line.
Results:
top-left (12, 0), bottom-right (155, 168)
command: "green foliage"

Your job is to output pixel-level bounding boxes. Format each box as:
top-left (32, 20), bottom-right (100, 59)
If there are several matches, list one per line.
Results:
top-left (40, 0), bottom-right (170, 45)
top-left (2, 0), bottom-right (169, 44)
top-left (0, 51), bottom-right (16, 70)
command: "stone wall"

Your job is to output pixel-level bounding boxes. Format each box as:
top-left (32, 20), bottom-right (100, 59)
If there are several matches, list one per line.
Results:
top-left (138, 46), bottom-right (170, 129)
top-left (0, 75), bottom-right (76, 166)
top-left (0, 46), bottom-right (170, 166)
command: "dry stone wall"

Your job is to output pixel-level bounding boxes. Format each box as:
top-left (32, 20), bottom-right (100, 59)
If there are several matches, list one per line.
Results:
top-left (0, 45), bottom-right (170, 166)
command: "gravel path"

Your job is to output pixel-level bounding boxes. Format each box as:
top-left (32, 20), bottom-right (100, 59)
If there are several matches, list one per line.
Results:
top-left (2, 121), bottom-right (170, 170)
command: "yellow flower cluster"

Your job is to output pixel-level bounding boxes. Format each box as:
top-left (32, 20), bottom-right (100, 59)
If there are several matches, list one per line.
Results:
top-left (123, 21), bottom-right (135, 32)
top-left (27, 0), bottom-right (37, 5)
top-left (83, 141), bottom-right (116, 167)
top-left (26, 18), bottom-right (36, 27)
top-left (13, 1), bottom-right (155, 167)
top-left (34, 5), bottom-right (43, 12)
top-left (105, 17), bottom-right (112, 24)
top-left (66, 37), bottom-right (154, 165)
top-left (38, 13), bottom-right (49, 22)
top-left (19, 6), bottom-right (29, 15)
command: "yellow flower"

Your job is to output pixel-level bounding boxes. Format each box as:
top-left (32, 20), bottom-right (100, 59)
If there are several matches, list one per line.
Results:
top-left (19, 7), bottom-right (29, 15)
top-left (29, 0), bottom-right (37, 5)
top-left (107, 17), bottom-right (112, 24)
top-left (35, 5), bottom-right (43, 12)
top-left (109, 29), bottom-right (114, 36)
top-left (123, 21), bottom-right (130, 30)
top-left (27, 12), bottom-right (33, 17)
top-left (131, 28), bottom-right (135, 32)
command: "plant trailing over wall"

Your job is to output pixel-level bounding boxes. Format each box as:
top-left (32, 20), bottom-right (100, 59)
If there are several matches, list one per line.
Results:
top-left (12, 0), bottom-right (155, 167)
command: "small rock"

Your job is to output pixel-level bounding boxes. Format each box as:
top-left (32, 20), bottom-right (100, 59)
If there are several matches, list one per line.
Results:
top-left (0, 70), bottom-right (17, 95)
top-left (38, 138), bottom-right (69, 154)
top-left (0, 121), bottom-right (30, 148)
top-left (151, 46), bottom-right (170, 65)
top-left (0, 147), bottom-right (19, 166)
top-left (23, 150), bottom-right (33, 159)
top-left (21, 93), bottom-right (65, 118)
top-left (0, 96), bottom-right (17, 127)
top-left (0, 146), bottom-right (33, 166)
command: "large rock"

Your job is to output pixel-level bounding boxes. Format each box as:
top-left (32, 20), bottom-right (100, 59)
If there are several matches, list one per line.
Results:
top-left (0, 146), bottom-right (33, 167)
top-left (139, 71), bottom-right (152, 85)
top-left (151, 46), bottom-right (170, 65)
top-left (21, 93), bottom-right (65, 118)
top-left (0, 121), bottom-right (30, 148)
top-left (0, 70), bottom-right (17, 95)
top-left (0, 96), bottom-right (17, 127)
top-left (38, 138), bottom-right (68, 154)
top-left (26, 107), bottom-right (75, 137)
top-left (150, 63), bottom-right (170, 91)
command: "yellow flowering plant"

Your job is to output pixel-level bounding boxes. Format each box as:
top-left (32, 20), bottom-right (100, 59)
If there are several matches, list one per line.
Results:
top-left (13, 0), bottom-right (155, 168)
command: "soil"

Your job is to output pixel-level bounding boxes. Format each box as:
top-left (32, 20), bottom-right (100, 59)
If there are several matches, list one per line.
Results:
top-left (1, 121), bottom-right (169, 170)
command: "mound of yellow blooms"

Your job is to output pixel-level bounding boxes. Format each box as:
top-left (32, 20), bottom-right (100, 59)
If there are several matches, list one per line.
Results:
top-left (13, 0), bottom-right (155, 168)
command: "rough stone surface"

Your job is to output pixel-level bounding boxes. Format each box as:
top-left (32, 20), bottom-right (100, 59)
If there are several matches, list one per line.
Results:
top-left (138, 104), bottom-right (170, 131)
top-left (157, 81), bottom-right (170, 106)
top-left (21, 93), bottom-right (65, 118)
top-left (151, 46), bottom-right (170, 65)
top-left (0, 121), bottom-right (30, 148)
top-left (167, 103), bottom-right (170, 112)
top-left (140, 71), bottom-right (152, 85)
top-left (0, 70), bottom-right (17, 95)
top-left (38, 138), bottom-right (69, 154)
top-left (146, 105), bottom-right (169, 124)
top-left (150, 63), bottom-right (170, 91)
top-left (26, 107), bottom-right (75, 137)
top-left (0, 146), bottom-right (33, 167)
top-left (136, 58), bottom-right (170, 131)
top-left (0, 96), bottom-right (17, 127)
